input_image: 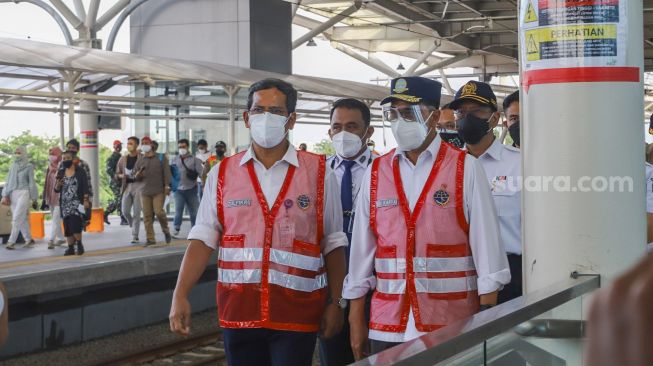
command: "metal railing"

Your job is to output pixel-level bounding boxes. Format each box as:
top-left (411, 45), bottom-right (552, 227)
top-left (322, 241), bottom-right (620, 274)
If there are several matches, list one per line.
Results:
top-left (354, 274), bottom-right (600, 366)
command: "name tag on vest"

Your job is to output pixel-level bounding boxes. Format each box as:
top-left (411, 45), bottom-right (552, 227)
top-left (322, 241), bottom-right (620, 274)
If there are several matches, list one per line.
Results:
top-left (226, 199), bottom-right (252, 208)
top-left (377, 198), bottom-right (398, 208)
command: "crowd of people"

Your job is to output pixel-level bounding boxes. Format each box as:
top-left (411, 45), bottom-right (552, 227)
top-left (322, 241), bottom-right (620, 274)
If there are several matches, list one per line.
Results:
top-left (1, 75), bottom-right (650, 364)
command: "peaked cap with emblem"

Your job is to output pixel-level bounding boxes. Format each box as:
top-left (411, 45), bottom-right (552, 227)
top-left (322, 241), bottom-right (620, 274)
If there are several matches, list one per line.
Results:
top-left (449, 80), bottom-right (498, 111)
top-left (381, 76), bottom-right (443, 106)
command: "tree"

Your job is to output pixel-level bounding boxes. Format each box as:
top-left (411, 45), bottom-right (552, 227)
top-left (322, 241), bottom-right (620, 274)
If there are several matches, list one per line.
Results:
top-left (312, 139), bottom-right (335, 156)
top-left (0, 131), bottom-right (58, 198)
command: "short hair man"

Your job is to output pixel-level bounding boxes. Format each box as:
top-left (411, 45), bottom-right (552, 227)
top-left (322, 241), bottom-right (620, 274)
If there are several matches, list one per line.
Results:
top-left (116, 136), bottom-right (143, 243)
top-left (171, 138), bottom-right (203, 236)
top-left (502, 91), bottom-right (520, 148)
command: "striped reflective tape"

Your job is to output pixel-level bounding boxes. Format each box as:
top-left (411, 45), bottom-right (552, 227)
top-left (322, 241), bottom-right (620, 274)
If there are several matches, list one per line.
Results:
top-left (218, 247), bottom-right (263, 262)
top-left (375, 258), bottom-right (406, 273)
top-left (414, 276), bottom-right (477, 293)
top-left (376, 279), bottom-right (406, 294)
top-left (413, 256), bottom-right (475, 273)
top-left (268, 269), bottom-right (327, 292)
top-left (269, 248), bottom-right (323, 271)
top-left (218, 268), bottom-right (262, 284)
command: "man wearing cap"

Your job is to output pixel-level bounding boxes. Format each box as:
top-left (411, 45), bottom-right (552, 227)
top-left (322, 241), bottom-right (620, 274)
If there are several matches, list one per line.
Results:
top-left (438, 103), bottom-right (464, 149)
top-left (201, 141), bottom-right (228, 187)
top-left (450, 81), bottom-right (522, 304)
top-left (105, 140), bottom-right (125, 225)
top-left (345, 76), bottom-right (510, 358)
top-left (321, 98), bottom-right (375, 366)
top-left (170, 78), bottom-right (348, 366)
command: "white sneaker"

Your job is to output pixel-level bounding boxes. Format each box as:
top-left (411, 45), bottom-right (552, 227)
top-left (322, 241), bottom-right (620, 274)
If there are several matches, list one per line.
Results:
top-left (23, 239), bottom-right (36, 248)
top-left (5, 243), bottom-right (15, 250)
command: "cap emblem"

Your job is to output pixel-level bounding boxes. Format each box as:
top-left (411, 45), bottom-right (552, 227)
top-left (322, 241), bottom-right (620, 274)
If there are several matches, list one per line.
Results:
top-left (393, 78), bottom-right (409, 93)
top-left (461, 82), bottom-right (477, 97)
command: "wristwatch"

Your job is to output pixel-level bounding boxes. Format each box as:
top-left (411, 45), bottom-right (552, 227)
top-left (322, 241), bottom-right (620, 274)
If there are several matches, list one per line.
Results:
top-left (328, 297), bottom-right (348, 309)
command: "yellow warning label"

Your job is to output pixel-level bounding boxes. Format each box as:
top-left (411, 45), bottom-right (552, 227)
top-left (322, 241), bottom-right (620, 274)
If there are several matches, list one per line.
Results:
top-left (524, 0), bottom-right (538, 23)
top-left (525, 24), bottom-right (618, 61)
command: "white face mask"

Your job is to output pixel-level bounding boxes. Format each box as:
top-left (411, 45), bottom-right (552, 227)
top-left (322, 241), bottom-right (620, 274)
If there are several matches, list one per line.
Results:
top-left (332, 131), bottom-right (363, 159)
top-left (249, 112), bottom-right (289, 148)
top-left (178, 148), bottom-right (188, 156)
top-left (141, 145), bottom-right (152, 153)
top-left (198, 148), bottom-right (207, 154)
top-left (389, 111), bottom-right (433, 151)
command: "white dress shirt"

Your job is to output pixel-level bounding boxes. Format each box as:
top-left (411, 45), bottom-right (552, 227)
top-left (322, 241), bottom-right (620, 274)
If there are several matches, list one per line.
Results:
top-left (328, 149), bottom-right (374, 208)
top-left (189, 143), bottom-right (348, 255)
top-left (477, 138), bottom-right (522, 255)
top-left (342, 135), bottom-right (510, 343)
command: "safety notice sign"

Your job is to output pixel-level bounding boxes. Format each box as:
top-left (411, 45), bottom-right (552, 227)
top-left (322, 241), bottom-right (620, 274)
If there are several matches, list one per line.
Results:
top-left (520, 0), bottom-right (627, 71)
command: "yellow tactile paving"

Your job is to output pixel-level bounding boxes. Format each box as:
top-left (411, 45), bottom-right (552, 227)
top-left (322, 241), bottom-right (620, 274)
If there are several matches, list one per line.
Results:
top-left (0, 240), bottom-right (188, 270)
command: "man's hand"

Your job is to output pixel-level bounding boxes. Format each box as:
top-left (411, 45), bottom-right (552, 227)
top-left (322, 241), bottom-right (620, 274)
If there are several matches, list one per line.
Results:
top-left (350, 317), bottom-right (370, 361)
top-left (1, 197), bottom-right (9, 206)
top-left (585, 254), bottom-right (653, 366)
top-left (169, 295), bottom-right (192, 337)
top-left (320, 303), bottom-right (344, 339)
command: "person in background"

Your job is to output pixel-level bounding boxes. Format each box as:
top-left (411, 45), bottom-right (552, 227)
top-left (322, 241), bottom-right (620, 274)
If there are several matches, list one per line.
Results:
top-left (105, 140), bottom-right (126, 225)
top-left (298, 142), bottom-right (308, 151)
top-left (171, 139), bottom-right (203, 237)
top-left (0, 282), bottom-right (7, 346)
top-left (345, 77), bottom-right (509, 359)
top-left (55, 150), bottom-right (90, 256)
top-left (437, 103), bottom-right (464, 149)
top-left (321, 98), bottom-right (375, 366)
top-left (116, 136), bottom-right (143, 244)
top-left (134, 137), bottom-right (172, 246)
top-left (195, 139), bottom-right (210, 164)
top-left (366, 140), bottom-right (380, 156)
top-left (201, 141), bottom-right (227, 186)
top-left (450, 81), bottom-right (522, 304)
top-left (503, 91), bottom-right (520, 148)
top-left (1, 146), bottom-right (38, 250)
top-left (585, 253), bottom-right (653, 366)
top-left (65, 139), bottom-right (93, 201)
top-left (42, 146), bottom-right (66, 249)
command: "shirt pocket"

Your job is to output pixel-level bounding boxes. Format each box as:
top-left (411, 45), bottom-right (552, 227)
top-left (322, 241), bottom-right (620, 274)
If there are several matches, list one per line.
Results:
top-left (491, 189), bottom-right (520, 218)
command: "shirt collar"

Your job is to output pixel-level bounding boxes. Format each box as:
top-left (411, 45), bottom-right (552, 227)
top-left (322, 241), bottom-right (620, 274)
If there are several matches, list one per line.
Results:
top-left (480, 137), bottom-right (503, 161)
top-left (239, 143), bottom-right (299, 167)
top-left (393, 135), bottom-right (442, 161)
top-left (333, 148), bottom-right (372, 169)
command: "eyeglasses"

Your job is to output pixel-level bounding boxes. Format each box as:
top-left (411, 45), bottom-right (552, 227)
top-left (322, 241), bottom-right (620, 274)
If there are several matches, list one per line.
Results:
top-left (248, 106), bottom-right (287, 116)
top-left (382, 105), bottom-right (424, 123)
top-left (454, 107), bottom-right (492, 120)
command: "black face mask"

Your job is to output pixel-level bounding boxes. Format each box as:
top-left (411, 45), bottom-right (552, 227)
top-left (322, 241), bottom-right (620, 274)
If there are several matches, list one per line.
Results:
top-left (440, 132), bottom-right (465, 149)
top-left (508, 122), bottom-right (520, 147)
top-left (62, 160), bottom-right (73, 169)
top-left (457, 114), bottom-right (491, 145)
top-left (216, 149), bottom-right (225, 158)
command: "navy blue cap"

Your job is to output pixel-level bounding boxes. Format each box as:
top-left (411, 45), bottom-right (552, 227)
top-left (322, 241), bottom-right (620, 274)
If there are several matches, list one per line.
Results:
top-left (449, 81), bottom-right (498, 111)
top-left (381, 77), bottom-right (442, 106)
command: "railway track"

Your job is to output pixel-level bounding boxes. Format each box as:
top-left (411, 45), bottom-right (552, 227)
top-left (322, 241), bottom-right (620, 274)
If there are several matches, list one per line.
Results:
top-left (89, 330), bottom-right (225, 366)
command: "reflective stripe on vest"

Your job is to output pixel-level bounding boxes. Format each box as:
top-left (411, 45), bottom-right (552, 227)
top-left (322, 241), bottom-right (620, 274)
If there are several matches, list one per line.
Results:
top-left (377, 276), bottom-right (477, 295)
top-left (219, 247), bottom-right (264, 262)
top-left (375, 256), bottom-right (475, 274)
top-left (268, 269), bottom-right (327, 292)
top-left (219, 247), bottom-right (322, 272)
top-left (218, 268), bottom-right (262, 283)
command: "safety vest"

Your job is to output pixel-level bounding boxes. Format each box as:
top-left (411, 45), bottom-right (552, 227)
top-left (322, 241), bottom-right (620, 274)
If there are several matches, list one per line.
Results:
top-left (369, 142), bottom-right (479, 333)
top-left (207, 155), bottom-right (223, 170)
top-left (216, 150), bottom-right (327, 332)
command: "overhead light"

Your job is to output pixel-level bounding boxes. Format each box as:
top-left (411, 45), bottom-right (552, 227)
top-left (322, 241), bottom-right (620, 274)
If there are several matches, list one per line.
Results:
top-left (396, 62), bottom-right (405, 71)
top-left (306, 38), bottom-right (317, 47)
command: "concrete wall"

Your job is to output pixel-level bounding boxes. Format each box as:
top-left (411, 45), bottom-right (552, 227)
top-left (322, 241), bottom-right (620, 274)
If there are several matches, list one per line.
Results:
top-left (130, 0), bottom-right (291, 74)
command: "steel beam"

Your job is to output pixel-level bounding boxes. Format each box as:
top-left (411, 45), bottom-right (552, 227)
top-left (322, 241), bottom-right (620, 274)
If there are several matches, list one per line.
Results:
top-left (292, 1), bottom-right (362, 49)
top-left (413, 52), bottom-right (471, 76)
top-left (95, 0), bottom-right (131, 31)
top-left (332, 42), bottom-right (400, 78)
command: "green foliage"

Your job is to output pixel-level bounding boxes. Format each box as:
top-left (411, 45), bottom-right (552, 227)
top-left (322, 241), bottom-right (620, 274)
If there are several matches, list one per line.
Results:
top-left (312, 139), bottom-right (335, 156)
top-left (98, 145), bottom-right (114, 207)
top-left (0, 131), bottom-right (58, 197)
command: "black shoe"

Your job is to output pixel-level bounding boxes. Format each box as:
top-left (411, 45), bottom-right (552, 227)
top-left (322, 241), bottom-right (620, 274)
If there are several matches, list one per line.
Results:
top-left (104, 214), bottom-right (111, 225)
top-left (165, 233), bottom-right (172, 244)
top-left (76, 241), bottom-right (84, 255)
top-left (120, 217), bottom-right (129, 226)
top-left (64, 246), bottom-right (75, 256)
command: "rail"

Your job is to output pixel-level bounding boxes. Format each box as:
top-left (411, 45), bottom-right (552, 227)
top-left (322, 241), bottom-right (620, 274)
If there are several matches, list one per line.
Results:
top-left (354, 274), bottom-right (600, 366)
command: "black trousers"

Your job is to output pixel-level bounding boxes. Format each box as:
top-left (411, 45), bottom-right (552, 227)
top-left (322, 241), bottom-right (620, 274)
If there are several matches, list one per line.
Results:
top-left (318, 309), bottom-right (355, 366)
top-left (498, 254), bottom-right (523, 304)
top-left (222, 328), bottom-right (317, 366)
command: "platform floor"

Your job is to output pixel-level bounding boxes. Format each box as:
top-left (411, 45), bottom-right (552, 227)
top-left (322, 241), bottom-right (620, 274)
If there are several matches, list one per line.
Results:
top-left (0, 215), bottom-right (192, 266)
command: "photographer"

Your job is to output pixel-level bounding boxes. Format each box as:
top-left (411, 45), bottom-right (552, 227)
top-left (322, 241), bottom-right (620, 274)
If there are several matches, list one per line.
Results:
top-left (171, 139), bottom-right (203, 237)
top-left (55, 151), bottom-right (90, 256)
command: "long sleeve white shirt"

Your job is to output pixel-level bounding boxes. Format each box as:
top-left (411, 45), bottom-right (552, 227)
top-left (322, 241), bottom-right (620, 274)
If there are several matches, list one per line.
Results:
top-left (188, 144), bottom-right (348, 255)
top-left (342, 135), bottom-right (511, 342)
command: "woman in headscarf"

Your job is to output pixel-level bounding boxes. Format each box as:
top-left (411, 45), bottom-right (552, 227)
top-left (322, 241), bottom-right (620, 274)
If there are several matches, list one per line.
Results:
top-left (42, 146), bottom-right (66, 249)
top-left (1, 146), bottom-right (38, 249)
